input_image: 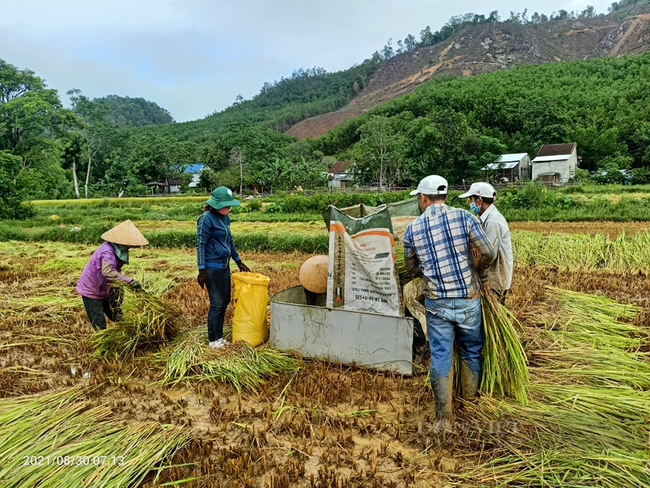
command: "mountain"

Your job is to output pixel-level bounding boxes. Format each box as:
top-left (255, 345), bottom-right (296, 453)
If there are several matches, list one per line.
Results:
top-left (286, 4), bottom-right (650, 139)
top-left (98, 95), bottom-right (174, 128)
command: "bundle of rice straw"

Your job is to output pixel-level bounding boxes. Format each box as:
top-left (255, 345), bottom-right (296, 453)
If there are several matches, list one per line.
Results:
top-left (156, 328), bottom-right (300, 392)
top-left (93, 285), bottom-right (182, 359)
top-left (470, 246), bottom-right (529, 404)
top-left (0, 388), bottom-right (190, 487)
top-left (479, 288), bottom-right (529, 404)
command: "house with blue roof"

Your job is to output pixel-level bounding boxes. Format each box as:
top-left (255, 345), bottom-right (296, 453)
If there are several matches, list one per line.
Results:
top-left (184, 164), bottom-right (205, 188)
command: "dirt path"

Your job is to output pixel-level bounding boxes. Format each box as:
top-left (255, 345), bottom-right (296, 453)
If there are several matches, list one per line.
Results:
top-left (611, 13), bottom-right (650, 55)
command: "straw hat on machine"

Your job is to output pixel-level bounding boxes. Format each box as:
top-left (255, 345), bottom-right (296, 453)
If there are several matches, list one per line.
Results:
top-left (101, 220), bottom-right (149, 246)
top-left (299, 255), bottom-right (329, 293)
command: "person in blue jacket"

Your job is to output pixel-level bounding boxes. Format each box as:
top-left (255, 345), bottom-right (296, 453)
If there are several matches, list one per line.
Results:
top-left (197, 186), bottom-right (250, 348)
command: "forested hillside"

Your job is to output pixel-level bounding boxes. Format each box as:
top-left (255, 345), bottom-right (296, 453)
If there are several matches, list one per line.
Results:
top-left (311, 53), bottom-right (650, 187)
top-left (289, 0), bottom-right (650, 138)
top-left (187, 63), bottom-right (380, 133)
top-left (99, 95), bottom-right (174, 127)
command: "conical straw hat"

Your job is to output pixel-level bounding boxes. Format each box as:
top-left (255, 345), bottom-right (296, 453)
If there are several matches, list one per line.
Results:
top-left (299, 255), bottom-right (329, 293)
top-left (101, 220), bottom-right (149, 246)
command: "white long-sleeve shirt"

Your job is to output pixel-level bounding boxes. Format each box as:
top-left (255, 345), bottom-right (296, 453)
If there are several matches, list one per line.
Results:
top-left (479, 204), bottom-right (513, 291)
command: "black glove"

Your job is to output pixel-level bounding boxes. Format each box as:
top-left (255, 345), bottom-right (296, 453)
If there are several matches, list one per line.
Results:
top-left (197, 269), bottom-right (206, 289)
top-left (130, 279), bottom-right (142, 291)
top-left (236, 261), bottom-right (250, 273)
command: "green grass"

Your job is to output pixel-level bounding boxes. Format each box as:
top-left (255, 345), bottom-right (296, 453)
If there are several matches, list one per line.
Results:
top-left (0, 222), bottom-right (330, 252)
top-left (4, 186), bottom-right (650, 239)
top-left (26, 191), bottom-right (413, 223)
top-left (558, 184), bottom-right (650, 195)
top-left (4, 185), bottom-right (650, 253)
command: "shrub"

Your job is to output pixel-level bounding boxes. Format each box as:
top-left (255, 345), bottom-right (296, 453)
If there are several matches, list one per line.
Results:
top-left (0, 194), bottom-right (35, 220)
top-left (629, 168), bottom-right (650, 185)
top-left (263, 201), bottom-right (285, 213)
top-left (247, 198), bottom-right (263, 212)
top-left (562, 185), bottom-right (586, 194)
top-left (0, 224), bottom-right (28, 241)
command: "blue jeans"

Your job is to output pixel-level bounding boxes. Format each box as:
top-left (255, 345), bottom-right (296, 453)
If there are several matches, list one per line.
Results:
top-left (425, 296), bottom-right (483, 378)
top-left (205, 267), bottom-right (231, 342)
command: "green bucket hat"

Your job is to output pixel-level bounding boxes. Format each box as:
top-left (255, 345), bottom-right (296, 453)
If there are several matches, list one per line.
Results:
top-left (205, 186), bottom-right (241, 210)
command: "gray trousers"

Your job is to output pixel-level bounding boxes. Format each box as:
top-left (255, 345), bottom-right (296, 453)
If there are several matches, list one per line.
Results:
top-left (81, 291), bottom-right (123, 331)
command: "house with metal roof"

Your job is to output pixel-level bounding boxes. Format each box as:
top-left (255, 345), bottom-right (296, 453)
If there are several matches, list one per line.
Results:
top-left (531, 143), bottom-right (578, 183)
top-left (184, 164), bottom-right (205, 188)
top-left (327, 161), bottom-right (353, 189)
top-left (482, 153), bottom-right (531, 182)
top-left (145, 179), bottom-right (183, 194)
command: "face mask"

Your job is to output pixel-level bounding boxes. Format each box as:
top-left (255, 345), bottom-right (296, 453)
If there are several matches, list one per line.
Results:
top-left (469, 202), bottom-right (481, 214)
top-left (111, 243), bottom-right (130, 264)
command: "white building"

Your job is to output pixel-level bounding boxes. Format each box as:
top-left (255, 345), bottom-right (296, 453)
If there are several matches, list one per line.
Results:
top-left (482, 153), bottom-right (531, 182)
top-left (531, 143), bottom-right (578, 184)
top-left (184, 164), bottom-right (205, 188)
top-left (327, 161), bottom-right (353, 189)
top-left (168, 180), bottom-right (182, 194)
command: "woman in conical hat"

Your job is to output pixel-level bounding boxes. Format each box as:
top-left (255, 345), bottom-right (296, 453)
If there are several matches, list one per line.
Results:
top-left (76, 220), bottom-right (149, 331)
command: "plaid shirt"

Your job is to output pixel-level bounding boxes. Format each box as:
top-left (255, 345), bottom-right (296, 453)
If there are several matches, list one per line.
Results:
top-left (403, 204), bottom-right (495, 299)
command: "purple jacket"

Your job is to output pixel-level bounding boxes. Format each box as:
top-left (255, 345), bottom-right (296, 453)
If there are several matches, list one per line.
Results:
top-left (76, 242), bottom-right (134, 299)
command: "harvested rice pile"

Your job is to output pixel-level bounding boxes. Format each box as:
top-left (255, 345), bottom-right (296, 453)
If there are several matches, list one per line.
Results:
top-left (449, 288), bottom-right (650, 487)
top-left (156, 327), bottom-right (301, 392)
top-left (93, 285), bottom-right (183, 359)
top-left (0, 388), bottom-right (190, 487)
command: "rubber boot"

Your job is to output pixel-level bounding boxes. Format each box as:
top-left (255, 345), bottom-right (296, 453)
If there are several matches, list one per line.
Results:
top-left (460, 361), bottom-right (480, 400)
top-left (430, 374), bottom-right (453, 429)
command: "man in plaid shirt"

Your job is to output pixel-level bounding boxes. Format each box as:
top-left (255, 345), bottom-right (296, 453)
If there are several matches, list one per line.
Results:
top-left (403, 175), bottom-right (495, 426)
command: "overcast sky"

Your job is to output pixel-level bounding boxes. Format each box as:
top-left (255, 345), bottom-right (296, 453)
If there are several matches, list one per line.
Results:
top-left (1, 0), bottom-right (613, 122)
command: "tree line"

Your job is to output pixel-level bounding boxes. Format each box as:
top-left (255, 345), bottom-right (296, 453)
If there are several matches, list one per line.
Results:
top-left (313, 53), bottom-right (650, 188)
top-left (374, 4), bottom-right (612, 62)
top-left (4, 51), bottom-right (650, 218)
top-left (0, 58), bottom-right (339, 218)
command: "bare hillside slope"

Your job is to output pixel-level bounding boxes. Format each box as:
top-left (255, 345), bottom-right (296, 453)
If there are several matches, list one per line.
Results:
top-left (286, 12), bottom-right (650, 140)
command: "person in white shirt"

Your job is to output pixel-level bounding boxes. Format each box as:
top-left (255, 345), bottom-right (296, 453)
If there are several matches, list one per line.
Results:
top-left (459, 182), bottom-right (513, 304)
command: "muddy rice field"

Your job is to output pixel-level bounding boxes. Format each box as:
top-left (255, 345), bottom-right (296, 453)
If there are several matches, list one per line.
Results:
top-left (1, 221), bottom-right (649, 487)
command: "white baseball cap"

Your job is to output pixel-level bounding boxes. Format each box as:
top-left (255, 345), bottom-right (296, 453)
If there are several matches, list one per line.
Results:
top-left (409, 175), bottom-right (448, 196)
top-left (459, 182), bottom-right (496, 199)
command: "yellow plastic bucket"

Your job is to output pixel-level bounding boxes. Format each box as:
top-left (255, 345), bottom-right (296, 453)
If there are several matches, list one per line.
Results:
top-left (231, 272), bottom-right (271, 346)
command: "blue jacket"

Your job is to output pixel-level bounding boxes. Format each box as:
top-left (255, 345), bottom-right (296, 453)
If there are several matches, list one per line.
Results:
top-left (196, 210), bottom-right (240, 269)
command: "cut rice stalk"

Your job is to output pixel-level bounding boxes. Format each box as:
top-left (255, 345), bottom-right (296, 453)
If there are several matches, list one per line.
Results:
top-left (0, 388), bottom-right (191, 488)
top-left (156, 332), bottom-right (301, 392)
top-left (93, 285), bottom-right (182, 359)
top-left (480, 289), bottom-right (529, 404)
